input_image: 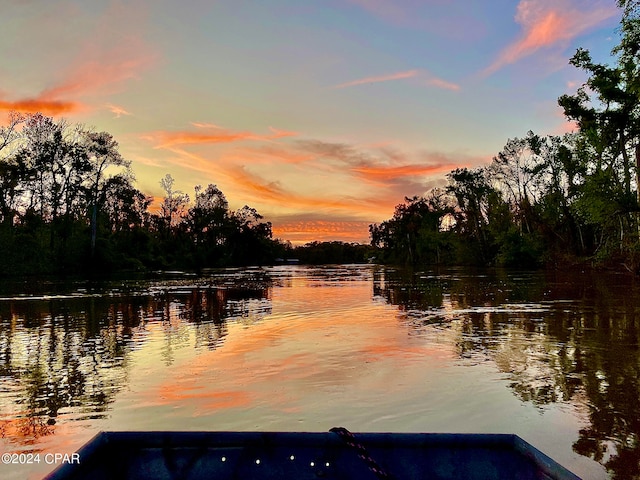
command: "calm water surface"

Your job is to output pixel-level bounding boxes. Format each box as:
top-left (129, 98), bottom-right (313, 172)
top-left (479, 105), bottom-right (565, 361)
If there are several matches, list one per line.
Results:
top-left (1, 265), bottom-right (639, 479)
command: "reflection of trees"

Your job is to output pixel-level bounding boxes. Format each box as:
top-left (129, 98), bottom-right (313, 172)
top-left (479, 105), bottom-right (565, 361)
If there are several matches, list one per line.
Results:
top-left (0, 282), bottom-right (271, 447)
top-left (373, 267), bottom-right (445, 311)
top-left (375, 267), bottom-right (640, 479)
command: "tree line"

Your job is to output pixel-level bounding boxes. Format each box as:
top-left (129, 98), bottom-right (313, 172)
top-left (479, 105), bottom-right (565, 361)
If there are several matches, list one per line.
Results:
top-left (370, 2), bottom-right (640, 272)
top-left (0, 113), bottom-right (288, 276)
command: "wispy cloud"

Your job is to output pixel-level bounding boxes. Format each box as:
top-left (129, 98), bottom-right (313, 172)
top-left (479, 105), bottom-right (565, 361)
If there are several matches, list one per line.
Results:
top-left (105, 103), bottom-right (132, 118)
top-left (0, 1), bottom-right (157, 115)
top-left (351, 163), bottom-right (463, 183)
top-left (143, 124), bottom-right (298, 149)
top-left (334, 70), bottom-right (419, 89)
top-left (334, 69), bottom-right (460, 91)
top-left (0, 97), bottom-right (79, 115)
top-left (426, 77), bottom-right (460, 91)
top-left (482, 0), bottom-right (618, 76)
top-left (191, 122), bottom-right (222, 129)
top-left (228, 166), bottom-right (369, 213)
top-left (291, 139), bottom-right (476, 206)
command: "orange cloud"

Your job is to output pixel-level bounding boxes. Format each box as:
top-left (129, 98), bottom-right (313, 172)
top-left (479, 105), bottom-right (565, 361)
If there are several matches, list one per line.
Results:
top-left (351, 163), bottom-right (462, 182)
top-left (0, 2), bottom-right (156, 115)
top-left (145, 124), bottom-right (298, 148)
top-left (272, 220), bottom-right (372, 244)
top-left (141, 143), bottom-right (383, 218)
top-left (293, 139), bottom-right (475, 200)
top-left (483, 0), bottom-right (618, 76)
top-left (40, 49), bottom-right (154, 101)
top-left (239, 144), bottom-right (315, 165)
top-left (141, 134), bottom-right (471, 245)
top-left (228, 166), bottom-right (369, 213)
top-left (148, 130), bottom-right (260, 148)
top-left (41, 2), bottom-right (157, 101)
top-left (0, 97), bottom-right (78, 115)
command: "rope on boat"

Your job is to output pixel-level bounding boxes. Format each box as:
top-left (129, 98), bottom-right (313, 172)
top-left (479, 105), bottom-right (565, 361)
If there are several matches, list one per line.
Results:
top-left (330, 427), bottom-right (394, 479)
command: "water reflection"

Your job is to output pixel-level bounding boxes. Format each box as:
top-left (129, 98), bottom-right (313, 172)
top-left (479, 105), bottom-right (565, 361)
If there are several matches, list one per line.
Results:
top-left (374, 267), bottom-right (640, 479)
top-left (1, 266), bottom-right (639, 479)
top-left (0, 277), bottom-right (271, 451)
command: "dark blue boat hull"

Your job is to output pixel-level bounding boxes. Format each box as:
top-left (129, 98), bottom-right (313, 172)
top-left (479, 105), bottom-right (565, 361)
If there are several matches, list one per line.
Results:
top-left (44, 431), bottom-right (581, 480)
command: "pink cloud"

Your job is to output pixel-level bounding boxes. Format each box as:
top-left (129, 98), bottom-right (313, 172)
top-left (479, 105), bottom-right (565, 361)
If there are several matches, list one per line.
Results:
top-left (483, 0), bottom-right (618, 76)
top-left (191, 122), bottom-right (222, 129)
top-left (334, 69), bottom-right (460, 91)
top-left (554, 119), bottom-right (579, 134)
top-left (425, 77), bottom-right (461, 91)
top-left (333, 70), bottom-right (419, 89)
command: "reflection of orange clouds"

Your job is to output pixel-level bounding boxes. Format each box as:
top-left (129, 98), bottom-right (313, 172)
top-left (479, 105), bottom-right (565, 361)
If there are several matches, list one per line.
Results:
top-left (0, 416), bottom-right (55, 447)
top-left (160, 385), bottom-right (252, 411)
top-left (128, 276), bottom-right (462, 427)
top-left (358, 343), bottom-right (452, 362)
top-left (1, 414), bottom-right (104, 479)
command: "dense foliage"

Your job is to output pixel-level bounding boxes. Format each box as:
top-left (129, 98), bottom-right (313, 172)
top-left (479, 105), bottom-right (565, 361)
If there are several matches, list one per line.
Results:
top-left (0, 114), bottom-right (286, 276)
top-left (371, 6), bottom-right (640, 271)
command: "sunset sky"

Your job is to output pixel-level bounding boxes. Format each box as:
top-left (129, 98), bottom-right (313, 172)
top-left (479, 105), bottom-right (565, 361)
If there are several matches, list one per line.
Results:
top-left (1, 0), bottom-right (621, 244)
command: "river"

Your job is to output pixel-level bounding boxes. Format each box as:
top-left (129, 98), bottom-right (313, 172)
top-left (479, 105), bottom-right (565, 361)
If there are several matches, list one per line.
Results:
top-left (0, 265), bottom-right (639, 479)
